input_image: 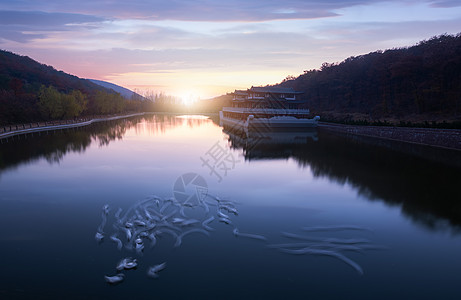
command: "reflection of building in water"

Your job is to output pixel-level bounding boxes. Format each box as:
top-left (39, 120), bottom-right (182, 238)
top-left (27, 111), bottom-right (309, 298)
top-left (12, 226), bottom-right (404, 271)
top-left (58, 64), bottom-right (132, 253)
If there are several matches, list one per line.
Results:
top-left (220, 86), bottom-right (320, 131)
top-left (224, 125), bottom-right (461, 232)
top-left (224, 126), bottom-right (318, 161)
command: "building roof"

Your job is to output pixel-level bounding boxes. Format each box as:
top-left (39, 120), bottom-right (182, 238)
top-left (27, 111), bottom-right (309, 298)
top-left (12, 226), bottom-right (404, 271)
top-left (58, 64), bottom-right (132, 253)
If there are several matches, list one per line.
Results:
top-left (249, 86), bottom-right (303, 94)
top-left (233, 90), bottom-right (248, 95)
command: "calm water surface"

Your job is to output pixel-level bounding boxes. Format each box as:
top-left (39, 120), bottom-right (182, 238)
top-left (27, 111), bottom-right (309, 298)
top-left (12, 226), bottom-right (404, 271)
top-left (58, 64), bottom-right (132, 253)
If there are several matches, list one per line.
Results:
top-left (0, 114), bottom-right (460, 299)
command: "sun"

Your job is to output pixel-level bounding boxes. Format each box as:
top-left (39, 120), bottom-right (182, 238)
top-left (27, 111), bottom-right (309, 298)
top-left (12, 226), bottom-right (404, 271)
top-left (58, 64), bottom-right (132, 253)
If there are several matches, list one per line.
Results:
top-left (180, 92), bottom-right (198, 106)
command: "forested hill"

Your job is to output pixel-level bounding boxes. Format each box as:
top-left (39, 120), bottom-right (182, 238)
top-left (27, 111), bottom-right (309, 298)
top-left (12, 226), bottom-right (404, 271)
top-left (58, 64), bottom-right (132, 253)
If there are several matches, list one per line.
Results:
top-left (0, 50), bottom-right (146, 125)
top-left (0, 50), bottom-right (106, 95)
top-left (278, 34), bottom-right (461, 124)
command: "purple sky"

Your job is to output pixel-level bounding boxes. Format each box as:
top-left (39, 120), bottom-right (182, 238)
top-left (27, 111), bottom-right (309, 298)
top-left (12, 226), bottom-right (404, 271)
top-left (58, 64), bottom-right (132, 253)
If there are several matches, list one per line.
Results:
top-left (1, 0), bottom-right (461, 99)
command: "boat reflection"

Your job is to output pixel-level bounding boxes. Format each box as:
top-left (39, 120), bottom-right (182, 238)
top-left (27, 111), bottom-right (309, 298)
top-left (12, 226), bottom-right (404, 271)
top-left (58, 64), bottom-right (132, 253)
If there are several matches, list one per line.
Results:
top-left (1, 115), bottom-right (460, 234)
top-left (223, 125), bottom-right (318, 161)
top-left (223, 125), bottom-right (461, 233)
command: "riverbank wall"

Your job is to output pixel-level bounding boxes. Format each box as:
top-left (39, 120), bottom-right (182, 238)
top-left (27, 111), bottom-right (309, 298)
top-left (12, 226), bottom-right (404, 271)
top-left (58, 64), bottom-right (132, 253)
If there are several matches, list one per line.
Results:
top-left (319, 122), bottom-right (461, 151)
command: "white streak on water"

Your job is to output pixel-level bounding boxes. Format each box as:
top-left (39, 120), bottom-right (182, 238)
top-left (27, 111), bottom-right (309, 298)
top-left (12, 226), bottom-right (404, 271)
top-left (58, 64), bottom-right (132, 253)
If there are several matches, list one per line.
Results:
top-left (219, 217), bottom-right (232, 225)
top-left (95, 232), bottom-right (104, 242)
top-left (116, 257), bottom-right (137, 271)
top-left (110, 235), bottom-right (123, 250)
top-left (147, 262), bottom-right (167, 278)
top-left (281, 232), bottom-right (370, 244)
top-left (233, 228), bottom-right (267, 241)
top-left (302, 225), bottom-right (373, 233)
top-left (202, 216), bottom-right (215, 231)
top-left (96, 194), bottom-right (378, 282)
top-left (174, 229), bottom-right (210, 247)
top-left (104, 273), bottom-right (124, 284)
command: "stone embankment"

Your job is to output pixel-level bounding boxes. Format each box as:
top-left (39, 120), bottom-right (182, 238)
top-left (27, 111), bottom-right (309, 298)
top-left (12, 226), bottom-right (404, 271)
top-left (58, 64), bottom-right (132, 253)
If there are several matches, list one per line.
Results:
top-left (0, 112), bottom-right (145, 139)
top-left (319, 122), bottom-right (461, 151)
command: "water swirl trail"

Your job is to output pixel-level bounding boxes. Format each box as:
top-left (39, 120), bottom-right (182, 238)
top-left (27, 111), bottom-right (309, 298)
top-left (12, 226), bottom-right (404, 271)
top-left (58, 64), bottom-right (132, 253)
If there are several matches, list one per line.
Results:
top-left (95, 193), bottom-right (385, 284)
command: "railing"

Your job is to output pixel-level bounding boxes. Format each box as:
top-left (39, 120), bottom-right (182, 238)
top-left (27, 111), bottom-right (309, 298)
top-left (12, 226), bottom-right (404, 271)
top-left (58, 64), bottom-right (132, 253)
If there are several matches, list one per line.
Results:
top-left (0, 119), bottom-right (91, 134)
top-left (222, 107), bottom-right (311, 114)
top-left (0, 113), bottom-right (145, 138)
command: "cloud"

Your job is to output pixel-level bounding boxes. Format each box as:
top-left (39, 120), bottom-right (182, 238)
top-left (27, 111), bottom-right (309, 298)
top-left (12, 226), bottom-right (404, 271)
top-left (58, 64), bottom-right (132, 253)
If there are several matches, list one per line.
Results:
top-left (1, 0), bottom-right (461, 98)
top-left (0, 0), bottom-right (386, 22)
top-left (429, 0), bottom-right (461, 8)
top-left (2, 1), bottom-right (460, 23)
top-left (0, 28), bottom-right (46, 43)
top-left (0, 10), bottom-right (105, 43)
top-left (0, 10), bottom-right (104, 27)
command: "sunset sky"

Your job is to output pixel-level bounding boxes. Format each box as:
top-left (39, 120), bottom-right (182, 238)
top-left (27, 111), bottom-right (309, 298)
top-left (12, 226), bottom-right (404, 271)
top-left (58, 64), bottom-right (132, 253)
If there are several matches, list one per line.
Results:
top-left (1, 0), bottom-right (461, 99)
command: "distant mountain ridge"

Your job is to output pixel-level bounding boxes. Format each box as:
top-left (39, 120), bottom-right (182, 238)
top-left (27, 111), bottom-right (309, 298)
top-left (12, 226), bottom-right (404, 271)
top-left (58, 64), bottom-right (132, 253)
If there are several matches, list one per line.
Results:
top-left (89, 79), bottom-right (144, 100)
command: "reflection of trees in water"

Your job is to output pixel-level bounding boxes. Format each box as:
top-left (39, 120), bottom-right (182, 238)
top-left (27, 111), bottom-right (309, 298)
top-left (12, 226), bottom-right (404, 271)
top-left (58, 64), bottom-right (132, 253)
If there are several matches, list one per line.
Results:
top-left (0, 118), bottom-right (134, 173)
top-left (0, 114), bottom-right (215, 175)
top-left (226, 128), bottom-right (461, 232)
top-left (132, 114), bottom-right (216, 136)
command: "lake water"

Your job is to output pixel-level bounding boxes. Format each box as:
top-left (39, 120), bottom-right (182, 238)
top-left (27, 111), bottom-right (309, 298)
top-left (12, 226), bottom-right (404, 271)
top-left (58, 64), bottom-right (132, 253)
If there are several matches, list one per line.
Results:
top-left (0, 114), bottom-right (460, 299)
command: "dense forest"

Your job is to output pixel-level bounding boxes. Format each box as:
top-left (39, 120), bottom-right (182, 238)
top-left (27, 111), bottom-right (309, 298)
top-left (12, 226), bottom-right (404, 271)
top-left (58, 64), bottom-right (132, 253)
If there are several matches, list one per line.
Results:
top-left (0, 50), bottom-right (148, 125)
top-left (278, 33), bottom-right (461, 125)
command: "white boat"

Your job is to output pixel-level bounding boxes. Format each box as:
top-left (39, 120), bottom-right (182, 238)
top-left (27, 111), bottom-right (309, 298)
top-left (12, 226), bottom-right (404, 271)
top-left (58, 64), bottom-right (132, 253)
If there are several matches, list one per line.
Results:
top-left (220, 86), bottom-right (320, 131)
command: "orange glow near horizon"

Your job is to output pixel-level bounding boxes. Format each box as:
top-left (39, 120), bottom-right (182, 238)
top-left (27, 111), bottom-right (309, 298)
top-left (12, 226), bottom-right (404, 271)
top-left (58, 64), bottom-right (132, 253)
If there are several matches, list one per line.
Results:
top-left (128, 115), bottom-right (219, 140)
top-left (102, 69), bottom-right (297, 99)
top-left (2, 1), bottom-right (460, 102)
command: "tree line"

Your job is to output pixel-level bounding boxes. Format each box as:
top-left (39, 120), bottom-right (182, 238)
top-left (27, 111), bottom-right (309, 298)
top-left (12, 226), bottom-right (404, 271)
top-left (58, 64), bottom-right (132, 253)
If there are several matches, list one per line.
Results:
top-left (0, 83), bottom-right (148, 125)
top-left (278, 33), bottom-right (461, 125)
top-left (0, 50), bottom-right (148, 125)
top-left (140, 91), bottom-right (231, 113)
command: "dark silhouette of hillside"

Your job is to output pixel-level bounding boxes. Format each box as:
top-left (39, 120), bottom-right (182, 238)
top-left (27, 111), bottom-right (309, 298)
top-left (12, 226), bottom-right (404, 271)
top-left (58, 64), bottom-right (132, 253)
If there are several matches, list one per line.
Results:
top-left (0, 50), bottom-right (107, 95)
top-left (278, 33), bottom-right (461, 125)
top-left (0, 50), bottom-right (147, 125)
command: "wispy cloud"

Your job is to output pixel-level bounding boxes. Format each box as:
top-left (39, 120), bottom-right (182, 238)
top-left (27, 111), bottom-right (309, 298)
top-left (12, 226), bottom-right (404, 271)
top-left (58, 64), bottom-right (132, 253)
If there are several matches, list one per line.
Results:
top-left (429, 0), bottom-right (461, 8)
top-left (0, 28), bottom-right (46, 43)
top-left (0, 10), bottom-right (104, 27)
top-left (0, 1), bottom-right (460, 98)
top-left (0, 1), bottom-right (397, 21)
top-left (0, 10), bottom-right (105, 43)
